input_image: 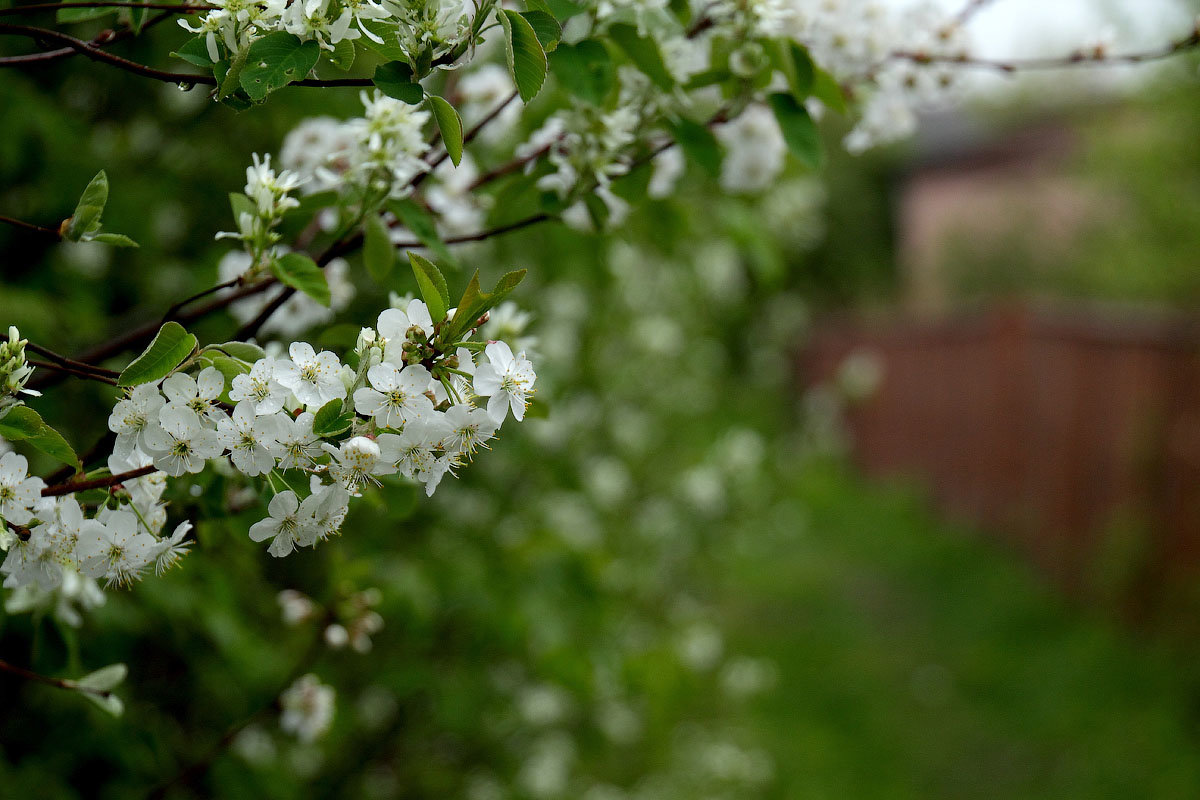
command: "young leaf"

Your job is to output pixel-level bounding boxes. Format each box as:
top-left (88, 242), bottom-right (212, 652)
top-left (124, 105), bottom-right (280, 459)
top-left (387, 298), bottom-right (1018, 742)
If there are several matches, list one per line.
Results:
top-left (499, 9), bottom-right (548, 102)
top-left (329, 37), bottom-right (356, 71)
top-left (767, 93), bottom-right (823, 170)
top-left (218, 42), bottom-right (250, 100)
top-left (521, 10), bottom-right (562, 52)
top-left (445, 269), bottom-right (528, 341)
top-left (118, 321), bottom-right (198, 387)
top-left (357, 21), bottom-right (408, 62)
top-left (671, 118), bottom-right (722, 177)
top-left (607, 23), bottom-right (674, 91)
top-left (239, 32), bottom-right (320, 102)
top-left (88, 233), bottom-right (139, 248)
top-left (56, 6), bottom-right (116, 22)
top-left (0, 406), bottom-right (79, 469)
top-left (811, 66), bottom-right (847, 115)
top-left (312, 399), bottom-right (354, 437)
top-left (172, 36), bottom-right (216, 68)
top-left (549, 40), bottom-right (615, 105)
top-left (373, 61), bottom-right (423, 104)
top-left (210, 341), bottom-right (266, 363)
top-left (271, 253), bottom-right (331, 306)
top-left (427, 95), bottom-right (464, 167)
top-left (64, 171), bottom-right (108, 241)
top-left (75, 663), bottom-right (127, 693)
top-left (387, 198), bottom-right (458, 269)
top-left (408, 252), bottom-right (450, 322)
top-left (363, 214), bottom-right (395, 284)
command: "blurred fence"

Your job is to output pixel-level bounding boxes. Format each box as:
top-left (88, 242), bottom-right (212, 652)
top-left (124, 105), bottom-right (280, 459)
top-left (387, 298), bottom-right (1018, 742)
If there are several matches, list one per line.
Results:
top-left (800, 304), bottom-right (1200, 606)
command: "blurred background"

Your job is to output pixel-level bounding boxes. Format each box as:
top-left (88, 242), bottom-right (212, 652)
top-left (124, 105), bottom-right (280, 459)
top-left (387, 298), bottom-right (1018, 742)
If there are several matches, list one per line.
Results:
top-left (3, 1), bottom-right (1200, 797)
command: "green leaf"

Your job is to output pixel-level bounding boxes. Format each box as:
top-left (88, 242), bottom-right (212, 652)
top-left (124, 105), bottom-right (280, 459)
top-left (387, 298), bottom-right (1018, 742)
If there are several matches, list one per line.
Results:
top-left (358, 21), bottom-right (408, 62)
top-left (772, 40), bottom-right (815, 101)
top-left (209, 341), bottom-right (266, 363)
top-left (671, 118), bottom-right (722, 177)
top-left (811, 66), bottom-right (847, 115)
top-left (363, 214), bottom-right (395, 285)
top-left (583, 192), bottom-right (609, 230)
top-left (524, 0), bottom-right (553, 13)
top-left (0, 406), bottom-right (42, 441)
top-left (239, 32), bottom-right (320, 102)
top-left (229, 192), bottom-right (254, 223)
top-left (373, 61), bottom-right (423, 104)
top-left (172, 36), bottom-right (216, 68)
top-left (607, 23), bottom-right (674, 91)
top-left (312, 399), bottom-right (354, 437)
top-left (427, 95), bottom-right (464, 167)
top-left (118, 322), bottom-right (197, 388)
top-left (499, 9), bottom-right (548, 103)
top-left (56, 6), bottom-right (116, 22)
top-left (549, 39), bottom-right (615, 105)
top-left (271, 253), bottom-right (331, 306)
top-left (445, 269), bottom-right (528, 342)
top-left (218, 42), bottom-right (250, 100)
top-left (76, 663), bottom-right (127, 692)
top-left (0, 407), bottom-right (79, 468)
top-left (329, 37), bottom-right (356, 71)
top-left (408, 252), bottom-right (450, 322)
top-left (521, 10), bottom-right (562, 52)
top-left (767, 93), bottom-right (823, 170)
top-left (64, 171), bottom-right (108, 241)
top-left (387, 198), bottom-right (457, 269)
top-left (86, 232), bottom-right (139, 248)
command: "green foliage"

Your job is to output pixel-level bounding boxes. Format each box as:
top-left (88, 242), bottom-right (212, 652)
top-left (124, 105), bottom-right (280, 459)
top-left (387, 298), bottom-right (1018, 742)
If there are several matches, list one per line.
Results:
top-left (271, 252), bottom-right (330, 306)
top-left (549, 39), bottom-right (616, 105)
top-left (312, 399), bottom-right (354, 437)
top-left (372, 61), bottom-right (423, 104)
top-left (427, 95), bottom-right (464, 167)
top-left (0, 405), bottom-right (78, 468)
top-left (768, 93), bottom-right (823, 170)
top-left (62, 171), bottom-right (137, 247)
top-left (363, 213), bottom-right (395, 285)
top-left (117, 322), bottom-right (197, 387)
top-left (407, 251), bottom-right (450, 322)
top-left (499, 8), bottom-right (548, 102)
top-left (607, 23), bottom-right (675, 91)
top-left (239, 33), bottom-right (320, 102)
top-left (387, 198), bottom-right (458, 269)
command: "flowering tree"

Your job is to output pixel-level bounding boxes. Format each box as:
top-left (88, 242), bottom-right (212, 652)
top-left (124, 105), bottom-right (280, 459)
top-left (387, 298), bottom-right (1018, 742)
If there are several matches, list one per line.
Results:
top-left (0, 0), bottom-right (1198, 792)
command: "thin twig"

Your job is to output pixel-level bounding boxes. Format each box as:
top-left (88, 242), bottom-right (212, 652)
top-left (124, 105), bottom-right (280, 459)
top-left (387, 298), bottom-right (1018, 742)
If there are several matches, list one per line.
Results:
top-left (891, 28), bottom-right (1200, 74)
top-left (0, 1), bottom-right (216, 16)
top-left (28, 359), bottom-right (119, 384)
top-left (0, 657), bottom-right (113, 698)
top-left (0, 213), bottom-right (60, 238)
top-left (26, 342), bottom-right (120, 376)
top-left (162, 276), bottom-right (242, 322)
top-left (42, 464), bottom-right (157, 497)
top-left (467, 142), bottom-right (554, 192)
top-left (952, 0), bottom-right (998, 26)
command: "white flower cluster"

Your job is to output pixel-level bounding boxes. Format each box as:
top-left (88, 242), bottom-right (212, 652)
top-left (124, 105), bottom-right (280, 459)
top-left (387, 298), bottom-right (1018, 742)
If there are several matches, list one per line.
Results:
top-left (279, 91), bottom-right (432, 199)
top-left (108, 297), bottom-right (533, 560)
top-left (0, 326), bottom-right (37, 416)
top-left (216, 153), bottom-right (305, 266)
top-left (180, 0), bottom-right (482, 63)
top-left (1, 450), bottom-right (188, 591)
top-left (279, 672), bottom-right (336, 742)
top-left (525, 102), bottom-right (640, 202)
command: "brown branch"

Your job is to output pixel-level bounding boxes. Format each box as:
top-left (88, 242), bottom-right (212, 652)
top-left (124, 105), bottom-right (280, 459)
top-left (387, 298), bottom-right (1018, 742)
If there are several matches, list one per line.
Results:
top-left (5, 519), bottom-right (32, 541)
top-left (0, 9), bottom-right (166, 65)
top-left (0, 658), bottom-right (114, 698)
top-left (467, 142), bottom-right (553, 193)
top-left (0, 1), bottom-right (216, 16)
top-left (952, 0), bottom-right (998, 26)
top-left (26, 342), bottom-right (119, 376)
top-left (892, 28), bottom-right (1200, 74)
top-left (28, 359), bottom-right (119, 385)
top-left (42, 464), bottom-right (157, 497)
top-left (162, 276), bottom-right (242, 322)
top-left (0, 213), bottom-right (60, 238)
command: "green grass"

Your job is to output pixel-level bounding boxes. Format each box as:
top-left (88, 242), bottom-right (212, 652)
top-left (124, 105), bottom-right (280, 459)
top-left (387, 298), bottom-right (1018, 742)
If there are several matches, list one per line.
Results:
top-left (718, 462), bottom-right (1200, 799)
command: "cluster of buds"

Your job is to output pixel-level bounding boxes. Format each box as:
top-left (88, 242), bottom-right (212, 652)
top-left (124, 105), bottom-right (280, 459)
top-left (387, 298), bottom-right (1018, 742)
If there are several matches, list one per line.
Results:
top-left (0, 327), bottom-right (36, 416)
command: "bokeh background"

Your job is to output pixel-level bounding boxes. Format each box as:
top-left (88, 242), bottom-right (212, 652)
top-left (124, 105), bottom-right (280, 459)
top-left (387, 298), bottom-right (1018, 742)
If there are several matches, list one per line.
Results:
top-left (3, 2), bottom-right (1200, 797)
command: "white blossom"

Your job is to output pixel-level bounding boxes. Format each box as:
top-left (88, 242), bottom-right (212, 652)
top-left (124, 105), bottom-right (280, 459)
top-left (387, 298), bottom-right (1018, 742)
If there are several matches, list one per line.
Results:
top-left (142, 407), bottom-right (225, 476)
top-left (76, 510), bottom-right (158, 587)
top-left (0, 452), bottom-right (46, 526)
top-left (229, 356), bottom-right (291, 415)
top-left (279, 673), bottom-right (335, 742)
top-left (473, 341), bottom-right (536, 424)
top-left (276, 342), bottom-right (347, 408)
top-left (161, 368), bottom-right (226, 426)
top-left (352, 362), bottom-right (435, 430)
top-left (250, 490), bottom-right (317, 558)
top-left (218, 402), bottom-right (283, 476)
top-left (108, 383), bottom-right (166, 459)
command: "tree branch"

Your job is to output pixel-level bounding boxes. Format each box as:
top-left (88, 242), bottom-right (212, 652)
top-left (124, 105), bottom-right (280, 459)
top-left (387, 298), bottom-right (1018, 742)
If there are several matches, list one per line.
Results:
top-left (26, 342), bottom-right (120, 376)
top-left (892, 28), bottom-right (1200, 74)
top-left (0, 213), bottom-right (61, 238)
top-left (0, 1), bottom-right (216, 17)
top-left (41, 464), bottom-right (157, 497)
top-left (0, 657), bottom-right (114, 698)
top-left (28, 359), bottom-right (119, 385)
